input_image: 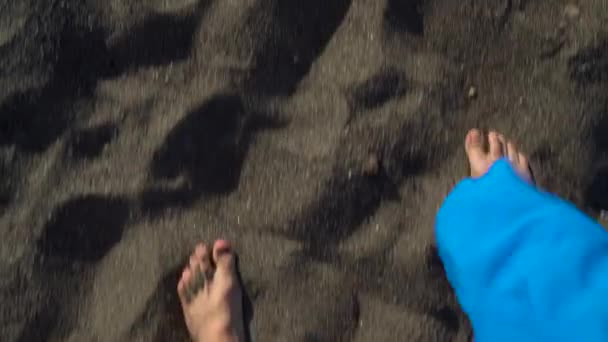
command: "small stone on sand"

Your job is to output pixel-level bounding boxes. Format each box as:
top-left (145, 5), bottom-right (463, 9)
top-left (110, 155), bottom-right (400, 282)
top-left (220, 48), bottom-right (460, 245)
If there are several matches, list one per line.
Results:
top-left (467, 86), bottom-right (477, 99)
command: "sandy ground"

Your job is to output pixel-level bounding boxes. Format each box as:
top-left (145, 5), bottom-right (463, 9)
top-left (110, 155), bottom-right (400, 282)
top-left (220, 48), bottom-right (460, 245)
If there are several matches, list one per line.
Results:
top-left (1, 0), bottom-right (607, 341)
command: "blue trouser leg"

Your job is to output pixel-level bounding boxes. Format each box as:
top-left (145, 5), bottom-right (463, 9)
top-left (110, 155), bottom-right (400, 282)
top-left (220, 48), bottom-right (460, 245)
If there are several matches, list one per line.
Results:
top-left (436, 159), bottom-right (608, 341)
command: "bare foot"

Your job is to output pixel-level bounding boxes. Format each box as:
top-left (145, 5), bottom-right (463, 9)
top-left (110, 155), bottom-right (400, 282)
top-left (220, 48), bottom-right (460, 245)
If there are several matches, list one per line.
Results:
top-left (177, 240), bottom-right (245, 342)
top-left (465, 129), bottom-right (533, 183)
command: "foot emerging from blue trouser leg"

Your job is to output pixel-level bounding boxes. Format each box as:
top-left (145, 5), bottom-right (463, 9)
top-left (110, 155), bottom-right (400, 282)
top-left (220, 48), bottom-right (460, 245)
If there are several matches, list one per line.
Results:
top-left (436, 129), bottom-right (608, 342)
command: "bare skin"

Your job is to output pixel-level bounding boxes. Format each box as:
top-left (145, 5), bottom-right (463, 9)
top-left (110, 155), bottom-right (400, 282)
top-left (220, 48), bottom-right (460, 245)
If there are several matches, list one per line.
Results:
top-left (177, 240), bottom-right (245, 342)
top-left (175, 129), bottom-right (529, 342)
top-left (465, 128), bottom-right (532, 183)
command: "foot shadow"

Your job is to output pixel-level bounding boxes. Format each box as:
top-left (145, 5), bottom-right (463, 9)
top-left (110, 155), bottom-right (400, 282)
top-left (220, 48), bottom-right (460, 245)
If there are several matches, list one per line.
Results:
top-left (346, 68), bottom-right (409, 124)
top-left (16, 301), bottom-right (60, 342)
top-left (0, 26), bottom-right (113, 152)
top-left (586, 162), bottom-right (608, 216)
top-left (286, 168), bottom-right (401, 260)
top-left (283, 116), bottom-right (435, 260)
top-left (0, 4), bottom-right (208, 152)
top-left (246, 0), bottom-right (353, 95)
top-left (568, 38), bottom-right (608, 85)
top-left (0, 157), bottom-right (14, 216)
top-left (107, 2), bottom-right (209, 70)
top-left (64, 123), bottom-right (118, 160)
top-left (384, 0), bottom-right (425, 36)
top-left (141, 94), bottom-right (286, 215)
top-left (586, 122), bottom-right (608, 213)
top-left (38, 195), bottom-right (130, 262)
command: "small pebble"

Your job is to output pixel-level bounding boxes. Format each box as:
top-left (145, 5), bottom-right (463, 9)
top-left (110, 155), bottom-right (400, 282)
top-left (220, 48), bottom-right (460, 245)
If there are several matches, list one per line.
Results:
top-left (467, 86), bottom-right (477, 99)
top-left (564, 4), bottom-right (580, 20)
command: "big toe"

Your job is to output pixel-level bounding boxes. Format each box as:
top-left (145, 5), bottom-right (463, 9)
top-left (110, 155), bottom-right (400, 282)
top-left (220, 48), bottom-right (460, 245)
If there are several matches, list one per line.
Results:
top-left (212, 240), bottom-right (236, 274)
top-left (465, 129), bottom-right (488, 177)
top-left (465, 129), bottom-right (483, 155)
top-left (211, 240), bottom-right (241, 299)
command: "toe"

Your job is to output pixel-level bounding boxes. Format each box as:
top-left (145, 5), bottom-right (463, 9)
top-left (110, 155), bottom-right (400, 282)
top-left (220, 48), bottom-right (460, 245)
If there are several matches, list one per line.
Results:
top-left (178, 268), bottom-right (192, 304)
top-left (189, 253), bottom-right (199, 272)
top-left (507, 142), bottom-right (518, 163)
top-left (187, 243), bottom-right (212, 294)
top-left (519, 153), bottom-right (529, 169)
top-left (517, 152), bottom-right (534, 184)
top-left (497, 134), bottom-right (508, 154)
top-left (465, 129), bottom-right (485, 159)
top-left (488, 131), bottom-right (503, 159)
top-left (194, 243), bottom-right (205, 259)
top-left (213, 240), bottom-right (236, 274)
top-left (178, 268), bottom-right (191, 291)
top-left (212, 240), bottom-right (240, 296)
top-left (188, 243), bottom-right (212, 293)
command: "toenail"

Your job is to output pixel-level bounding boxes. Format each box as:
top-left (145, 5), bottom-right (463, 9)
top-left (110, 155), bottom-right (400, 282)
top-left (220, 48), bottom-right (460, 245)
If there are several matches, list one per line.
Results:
top-left (214, 239), bottom-right (231, 249)
top-left (470, 132), bottom-right (481, 144)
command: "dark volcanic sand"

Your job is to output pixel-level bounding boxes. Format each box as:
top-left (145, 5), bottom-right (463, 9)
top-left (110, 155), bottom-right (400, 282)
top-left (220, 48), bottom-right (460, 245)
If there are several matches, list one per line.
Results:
top-left (1, 0), bottom-right (607, 341)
